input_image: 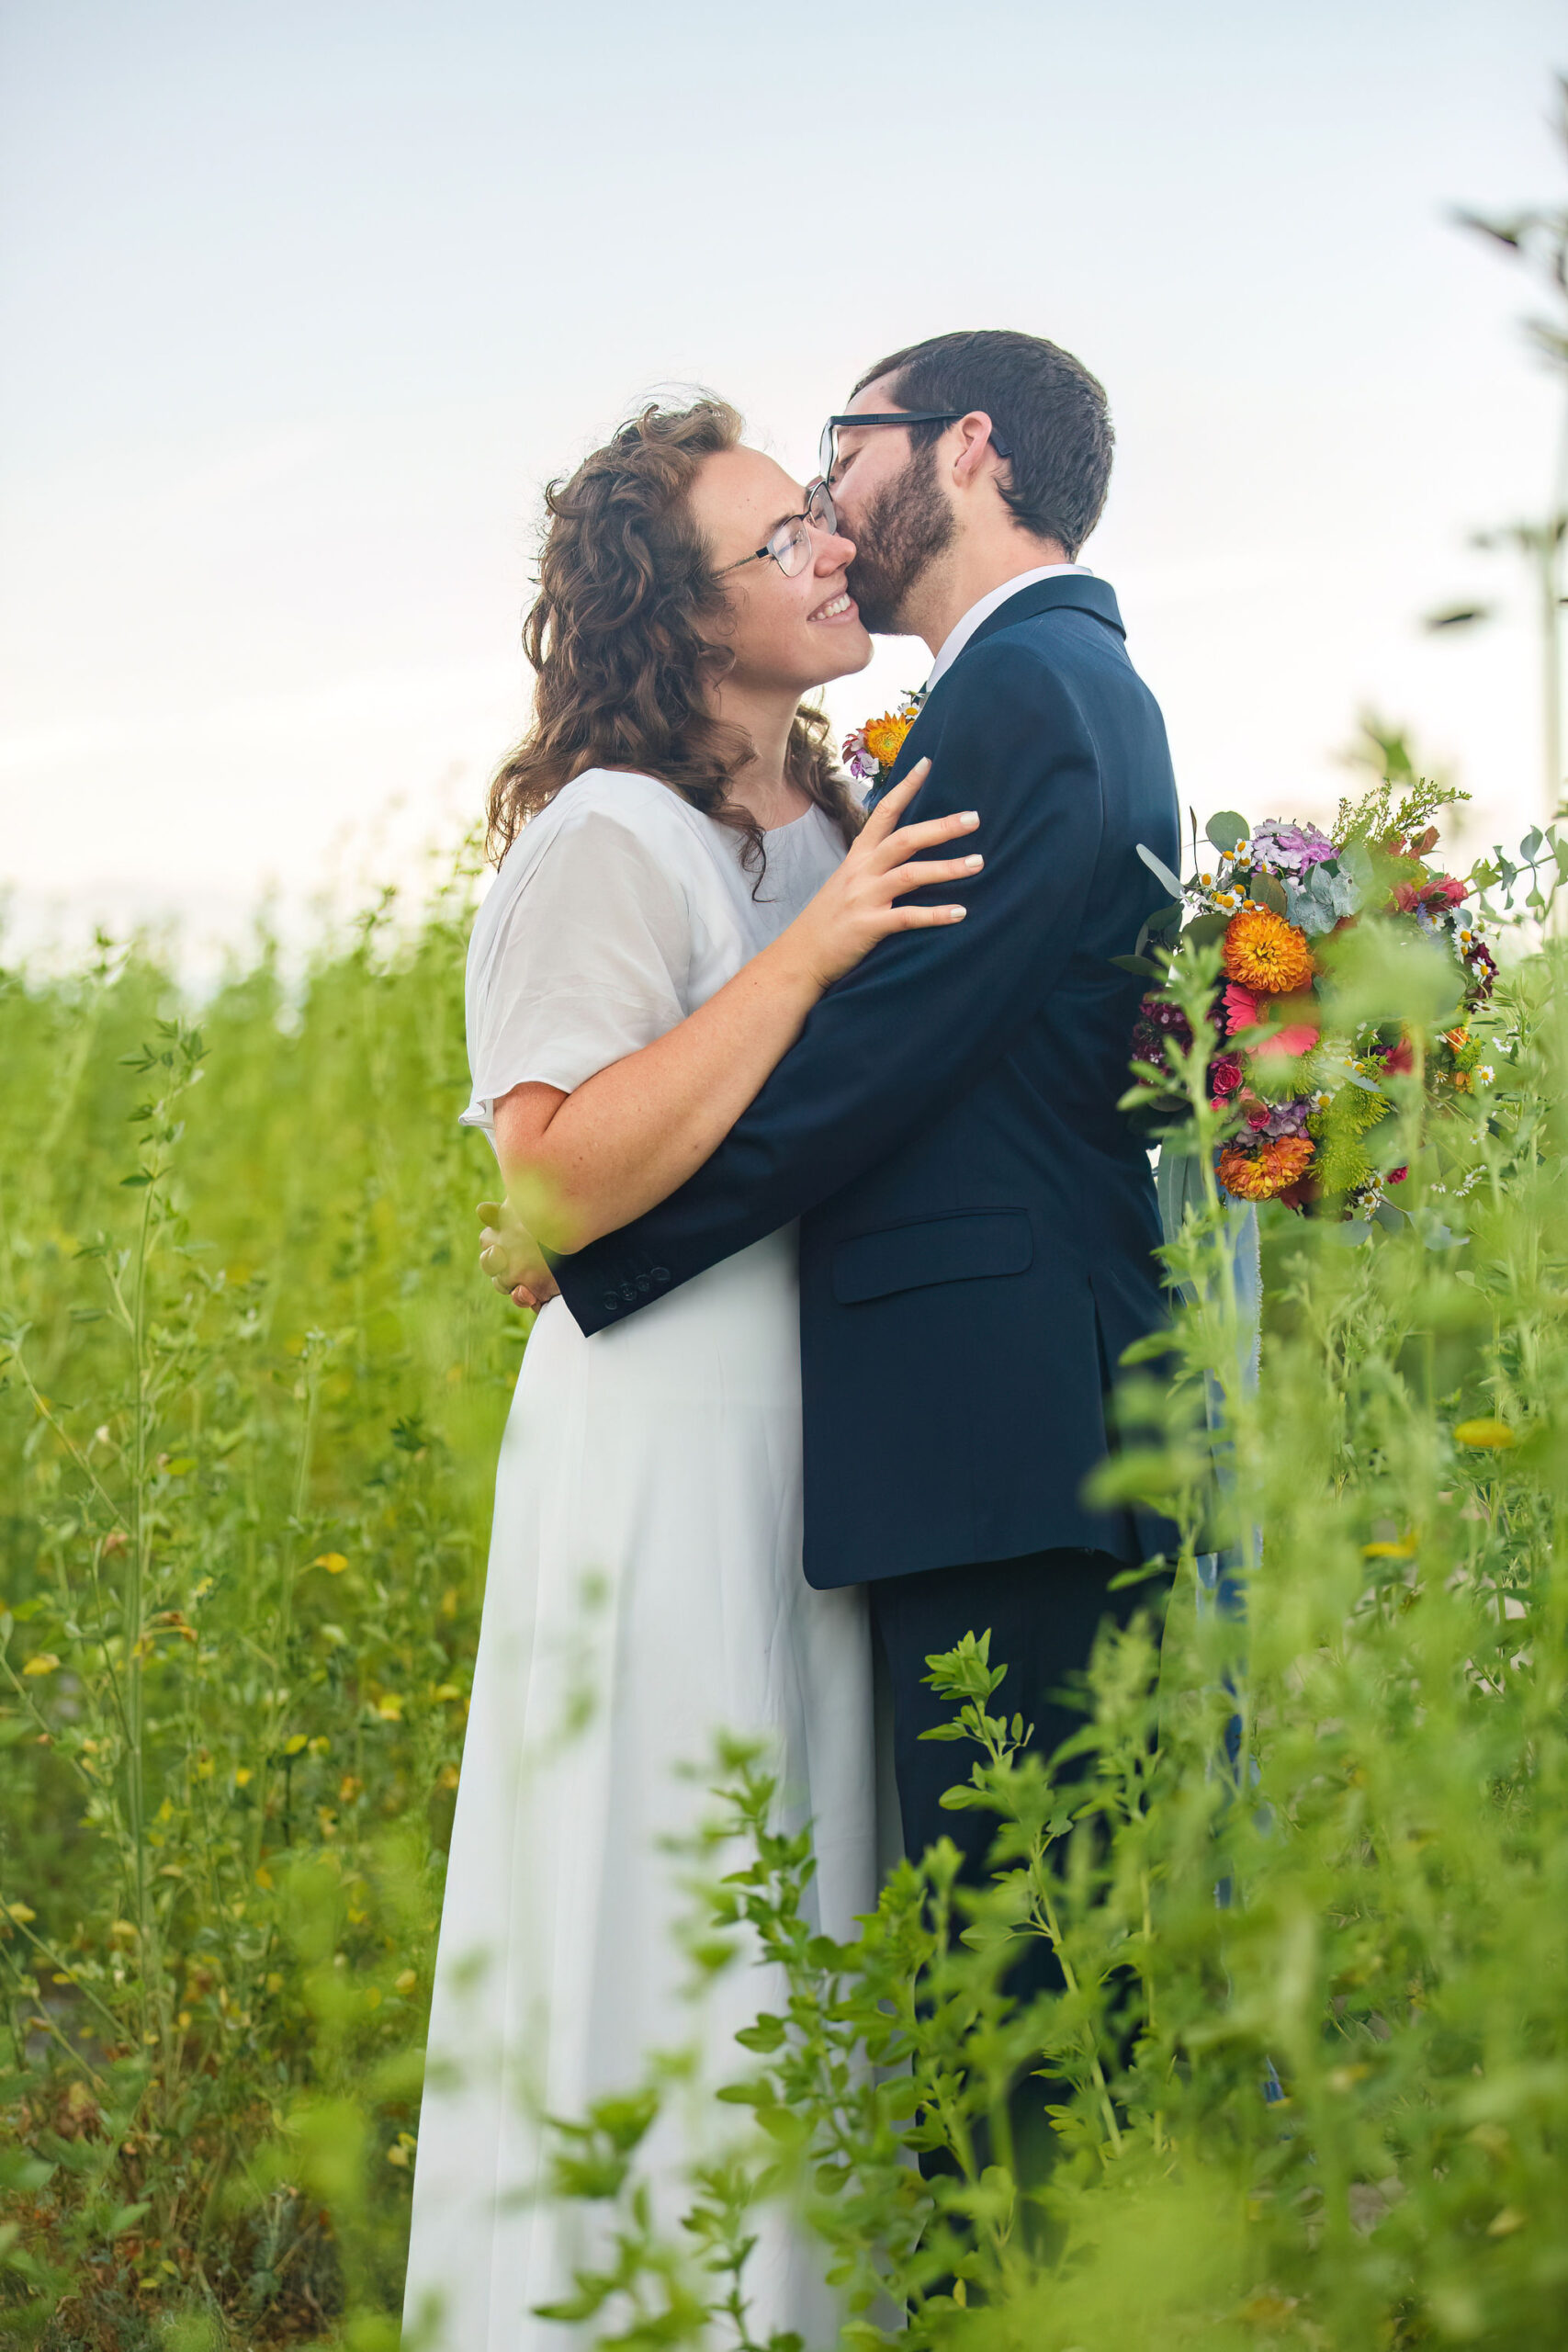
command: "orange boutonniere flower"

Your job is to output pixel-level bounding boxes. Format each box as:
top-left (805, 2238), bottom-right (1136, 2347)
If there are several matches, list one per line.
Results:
top-left (844, 688), bottom-right (927, 786)
top-left (863, 710), bottom-right (915, 768)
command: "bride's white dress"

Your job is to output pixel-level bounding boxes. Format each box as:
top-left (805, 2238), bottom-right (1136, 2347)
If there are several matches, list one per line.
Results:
top-left (403, 769), bottom-right (877, 2351)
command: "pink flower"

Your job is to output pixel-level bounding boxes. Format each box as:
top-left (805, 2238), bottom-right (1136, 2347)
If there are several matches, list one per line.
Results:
top-left (1427, 876), bottom-right (1468, 908)
top-left (1383, 1039), bottom-right (1415, 1076)
top-left (1254, 1022), bottom-right (1321, 1060)
top-left (1250, 820), bottom-right (1338, 873)
top-left (1389, 1165), bottom-right (1408, 1184)
top-left (1208, 1056), bottom-right (1244, 1101)
top-left (1224, 981), bottom-right (1262, 1035)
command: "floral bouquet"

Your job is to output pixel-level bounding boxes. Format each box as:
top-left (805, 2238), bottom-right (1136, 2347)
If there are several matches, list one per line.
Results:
top-left (1126, 776), bottom-right (1499, 1219)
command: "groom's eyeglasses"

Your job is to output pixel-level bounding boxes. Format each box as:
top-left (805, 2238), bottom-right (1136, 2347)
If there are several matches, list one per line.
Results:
top-left (717, 479), bottom-right (840, 580)
top-left (818, 411), bottom-right (1012, 486)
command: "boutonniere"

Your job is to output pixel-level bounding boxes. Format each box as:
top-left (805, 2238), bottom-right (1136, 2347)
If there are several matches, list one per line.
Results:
top-left (842, 686), bottom-right (927, 787)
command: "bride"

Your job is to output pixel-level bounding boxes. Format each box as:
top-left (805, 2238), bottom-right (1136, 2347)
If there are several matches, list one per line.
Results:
top-left (401, 397), bottom-right (983, 2350)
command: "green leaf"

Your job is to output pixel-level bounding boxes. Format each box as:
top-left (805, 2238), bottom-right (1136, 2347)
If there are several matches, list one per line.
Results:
top-left (1424, 603), bottom-right (1494, 629)
top-left (588, 2088), bottom-right (659, 2149)
top-left (735, 2014), bottom-right (786, 2052)
top-left (1122, 1328), bottom-right (1178, 1364)
top-left (107, 2200), bottom-right (151, 2237)
top-left (1204, 809), bottom-right (1250, 852)
top-left (0, 2152), bottom-right (54, 2194)
top-left (1184, 911), bottom-right (1230, 948)
top-left (1136, 843), bottom-right (1184, 899)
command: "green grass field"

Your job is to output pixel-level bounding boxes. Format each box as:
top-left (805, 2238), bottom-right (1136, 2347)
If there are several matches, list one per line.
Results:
top-left (1, 833), bottom-right (1565, 2350)
top-left (0, 864), bottom-right (521, 2346)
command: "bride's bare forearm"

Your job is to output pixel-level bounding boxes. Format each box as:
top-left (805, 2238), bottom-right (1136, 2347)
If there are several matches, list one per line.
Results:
top-left (497, 932), bottom-right (824, 1248)
top-left (491, 769), bottom-right (979, 1250)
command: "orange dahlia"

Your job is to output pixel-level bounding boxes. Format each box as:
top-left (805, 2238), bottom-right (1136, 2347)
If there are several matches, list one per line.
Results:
top-left (863, 710), bottom-right (915, 768)
top-left (1221, 905), bottom-right (1314, 995)
top-left (1218, 1135), bottom-right (1315, 1201)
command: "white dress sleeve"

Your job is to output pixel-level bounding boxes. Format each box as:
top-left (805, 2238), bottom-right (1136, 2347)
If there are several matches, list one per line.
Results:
top-left (462, 799), bottom-right (694, 1138)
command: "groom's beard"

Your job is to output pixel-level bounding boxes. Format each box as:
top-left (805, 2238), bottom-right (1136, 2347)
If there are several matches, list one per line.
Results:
top-left (845, 441), bottom-right (956, 635)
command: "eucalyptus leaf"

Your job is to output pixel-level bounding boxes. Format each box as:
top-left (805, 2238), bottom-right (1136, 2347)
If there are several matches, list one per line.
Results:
top-left (1204, 810), bottom-right (1250, 853)
top-left (1184, 911), bottom-right (1231, 948)
top-left (1136, 901), bottom-right (1184, 958)
top-left (1136, 843), bottom-right (1185, 899)
top-left (1284, 863), bottom-right (1359, 935)
top-left (1421, 1220), bottom-right (1466, 1250)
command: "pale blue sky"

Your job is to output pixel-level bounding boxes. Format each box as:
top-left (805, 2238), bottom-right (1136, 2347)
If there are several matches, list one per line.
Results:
top-left (2, 1), bottom-right (1563, 959)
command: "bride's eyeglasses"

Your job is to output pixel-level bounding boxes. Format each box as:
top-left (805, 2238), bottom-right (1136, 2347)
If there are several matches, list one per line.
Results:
top-left (717, 480), bottom-right (840, 580)
top-left (818, 411), bottom-right (1012, 486)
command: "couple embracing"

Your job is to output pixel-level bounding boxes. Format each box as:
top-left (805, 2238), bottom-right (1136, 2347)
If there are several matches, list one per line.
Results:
top-left (403, 329), bottom-right (1181, 2347)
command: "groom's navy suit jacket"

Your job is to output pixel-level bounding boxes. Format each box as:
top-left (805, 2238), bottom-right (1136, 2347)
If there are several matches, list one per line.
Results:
top-left (552, 575), bottom-right (1181, 1589)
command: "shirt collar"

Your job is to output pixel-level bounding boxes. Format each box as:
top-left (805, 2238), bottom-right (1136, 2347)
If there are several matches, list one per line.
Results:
top-left (924, 563), bottom-right (1090, 695)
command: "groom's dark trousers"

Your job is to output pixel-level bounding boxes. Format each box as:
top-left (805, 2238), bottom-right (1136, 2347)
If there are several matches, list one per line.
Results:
top-left (548, 573), bottom-right (1182, 1856)
top-left (872, 1547), bottom-right (1163, 1917)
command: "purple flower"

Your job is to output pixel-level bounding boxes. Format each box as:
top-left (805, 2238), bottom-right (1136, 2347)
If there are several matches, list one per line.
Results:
top-left (1258, 1096), bottom-right (1313, 1138)
top-left (1251, 819), bottom-right (1338, 874)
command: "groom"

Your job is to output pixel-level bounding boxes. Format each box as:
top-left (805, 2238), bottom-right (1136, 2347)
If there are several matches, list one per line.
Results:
top-left (515, 329), bottom-right (1180, 1880)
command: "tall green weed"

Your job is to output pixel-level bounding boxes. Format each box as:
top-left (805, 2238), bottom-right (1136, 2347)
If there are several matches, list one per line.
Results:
top-left (0, 868), bottom-right (518, 2346)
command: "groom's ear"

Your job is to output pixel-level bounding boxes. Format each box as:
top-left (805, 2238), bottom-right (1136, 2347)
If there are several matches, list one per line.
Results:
top-left (949, 412), bottom-right (1006, 492)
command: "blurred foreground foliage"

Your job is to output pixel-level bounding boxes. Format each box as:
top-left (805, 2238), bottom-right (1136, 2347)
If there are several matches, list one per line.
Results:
top-left (0, 861), bottom-right (1564, 2352)
top-left (514, 927), bottom-right (1568, 2352)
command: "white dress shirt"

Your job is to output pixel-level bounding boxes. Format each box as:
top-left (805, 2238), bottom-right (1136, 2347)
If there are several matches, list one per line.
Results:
top-left (924, 563), bottom-right (1089, 695)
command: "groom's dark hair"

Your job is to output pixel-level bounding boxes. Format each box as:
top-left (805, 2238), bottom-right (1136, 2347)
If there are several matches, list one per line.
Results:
top-left (853, 329), bottom-right (1112, 558)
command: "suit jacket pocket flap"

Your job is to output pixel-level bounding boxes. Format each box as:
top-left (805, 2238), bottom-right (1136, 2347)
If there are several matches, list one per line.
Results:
top-left (831, 1210), bottom-right (1033, 1306)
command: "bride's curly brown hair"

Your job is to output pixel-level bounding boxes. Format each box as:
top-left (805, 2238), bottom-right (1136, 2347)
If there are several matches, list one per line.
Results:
top-left (486, 397), bottom-right (863, 875)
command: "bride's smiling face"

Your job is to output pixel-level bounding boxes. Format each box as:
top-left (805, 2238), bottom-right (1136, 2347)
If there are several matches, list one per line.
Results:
top-left (688, 446), bottom-right (874, 695)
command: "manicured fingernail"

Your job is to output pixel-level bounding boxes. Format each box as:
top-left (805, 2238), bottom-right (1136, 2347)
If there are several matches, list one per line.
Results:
top-left (946, 906), bottom-right (966, 920)
top-left (960, 811), bottom-right (979, 825)
top-left (964, 854), bottom-right (983, 868)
